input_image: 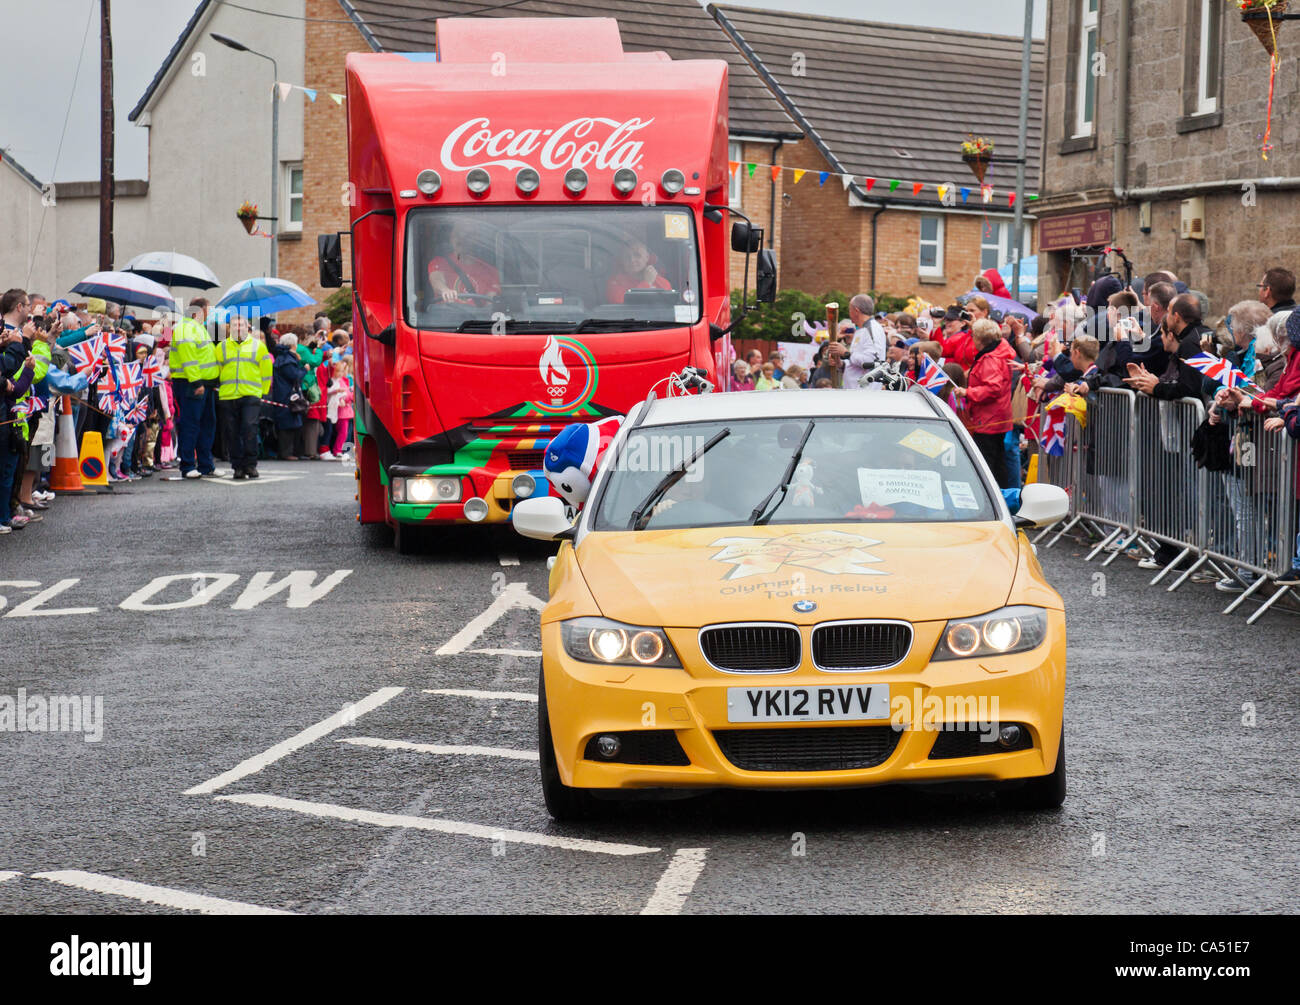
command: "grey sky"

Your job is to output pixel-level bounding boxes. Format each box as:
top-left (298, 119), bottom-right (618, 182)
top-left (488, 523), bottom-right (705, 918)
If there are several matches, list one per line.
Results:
top-left (0, 0), bottom-right (1046, 184)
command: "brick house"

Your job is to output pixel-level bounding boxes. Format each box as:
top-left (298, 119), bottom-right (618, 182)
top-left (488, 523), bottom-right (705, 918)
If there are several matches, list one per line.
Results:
top-left (1036, 0), bottom-right (1300, 312)
top-left (711, 4), bottom-right (1044, 308)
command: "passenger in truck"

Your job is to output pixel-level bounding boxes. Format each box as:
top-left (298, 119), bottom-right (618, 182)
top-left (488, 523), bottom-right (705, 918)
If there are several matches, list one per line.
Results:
top-left (428, 221), bottom-right (502, 304)
top-left (605, 238), bottom-right (671, 304)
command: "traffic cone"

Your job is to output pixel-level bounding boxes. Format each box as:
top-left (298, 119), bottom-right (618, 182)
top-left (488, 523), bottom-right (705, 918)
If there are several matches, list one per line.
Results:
top-left (1025, 452), bottom-right (1040, 485)
top-left (50, 396), bottom-right (87, 495)
top-left (78, 430), bottom-right (112, 491)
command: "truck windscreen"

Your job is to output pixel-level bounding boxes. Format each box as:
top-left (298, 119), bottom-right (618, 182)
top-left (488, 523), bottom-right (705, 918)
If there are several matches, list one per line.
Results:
top-left (404, 205), bottom-right (702, 333)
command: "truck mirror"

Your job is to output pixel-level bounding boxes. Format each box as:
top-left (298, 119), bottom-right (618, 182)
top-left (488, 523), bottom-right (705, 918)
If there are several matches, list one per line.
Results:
top-left (756, 249), bottom-right (777, 303)
top-left (318, 233), bottom-right (343, 288)
top-left (730, 221), bottom-right (761, 253)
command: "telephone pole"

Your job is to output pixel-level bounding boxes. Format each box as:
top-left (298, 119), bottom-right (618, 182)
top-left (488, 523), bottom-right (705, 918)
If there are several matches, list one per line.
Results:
top-left (99, 0), bottom-right (114, 271)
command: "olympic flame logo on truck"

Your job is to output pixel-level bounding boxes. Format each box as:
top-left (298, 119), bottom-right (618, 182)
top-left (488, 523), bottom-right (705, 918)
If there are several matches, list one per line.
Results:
top-left (439, 116), bottom-right (655, 173)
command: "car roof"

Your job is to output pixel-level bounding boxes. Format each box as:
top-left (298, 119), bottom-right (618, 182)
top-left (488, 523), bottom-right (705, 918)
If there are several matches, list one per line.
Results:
top-left (635, 388), bottom-right (943, 427)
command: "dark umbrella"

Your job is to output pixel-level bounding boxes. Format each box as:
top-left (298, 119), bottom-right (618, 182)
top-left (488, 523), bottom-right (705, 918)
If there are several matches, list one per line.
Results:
top-left (123, 251), bottom-right (220, 290)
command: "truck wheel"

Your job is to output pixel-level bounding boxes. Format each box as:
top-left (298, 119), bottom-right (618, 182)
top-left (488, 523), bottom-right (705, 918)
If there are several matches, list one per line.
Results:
top-left (393, 521), bottom-right (424, 555)
top-left (999, 724), bottom-right (1066, 810)
top-left (538, 663), bottom-right (598, 821)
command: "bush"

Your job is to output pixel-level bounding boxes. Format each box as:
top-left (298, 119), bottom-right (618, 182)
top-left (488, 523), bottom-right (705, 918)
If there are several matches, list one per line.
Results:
top-left (728, 288), bottom-right (911, 341)
top-left (322, 285), bottom-right (352, 327)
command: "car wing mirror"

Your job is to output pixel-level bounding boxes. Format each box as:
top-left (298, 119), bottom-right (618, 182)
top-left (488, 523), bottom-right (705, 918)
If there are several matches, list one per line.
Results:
top-left (513, 496), bottom-right (576, 541)
top-left (1013, 483), bottom-right (1069, 528)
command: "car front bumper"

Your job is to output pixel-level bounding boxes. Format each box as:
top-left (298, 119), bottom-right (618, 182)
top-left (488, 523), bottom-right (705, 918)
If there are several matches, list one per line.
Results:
top-left (541, 611), bottom-right (1066, 791)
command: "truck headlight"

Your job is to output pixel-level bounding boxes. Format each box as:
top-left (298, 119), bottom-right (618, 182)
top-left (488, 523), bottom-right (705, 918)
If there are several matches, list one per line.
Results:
top-left (394, 476), bottom-right (460, 504)
top-left (562, 617), bottom-right (681, 668)
top-left (931, 606), bottom-right (1048, 661)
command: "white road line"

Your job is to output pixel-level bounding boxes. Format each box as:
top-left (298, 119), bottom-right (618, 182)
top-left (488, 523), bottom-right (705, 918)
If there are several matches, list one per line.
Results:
top-left (641, 848), bottom-right (709, 915)
top-left (219, 793), bottom-right (660, 857)
top-left (436, 582), bottom-right (545, 656)
top-left (0, 871), bottom-right (21, 883)
top-left (203, 475), bottom-right (302, 486)
top-left (498, 554), bottom-right (520, 566)
top-left (184, 687), bottom-right (405, 796)
top-left (339, 736), bottom-right (538, 761)
top-left (422, 688), bottom-right (538, 703)
top-left (30, 870), bottom-right (294, 915)
top-left (467, 648), bottom-right (543, 657)
top-left (326, 472), bottom-right (356, 477)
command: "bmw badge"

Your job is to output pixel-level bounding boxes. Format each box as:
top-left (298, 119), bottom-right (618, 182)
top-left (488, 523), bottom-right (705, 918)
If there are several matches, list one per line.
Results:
top-left (793, 600), bottom-right (817, 613)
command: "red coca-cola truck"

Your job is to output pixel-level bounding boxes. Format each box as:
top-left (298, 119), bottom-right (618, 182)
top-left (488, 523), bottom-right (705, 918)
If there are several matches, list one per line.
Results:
top-left (318, 16), bottom-right (774, 551)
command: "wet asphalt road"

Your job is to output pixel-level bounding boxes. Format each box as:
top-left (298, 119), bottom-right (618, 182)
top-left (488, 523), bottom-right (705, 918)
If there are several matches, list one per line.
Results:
top-left (0, 459), bottom-right (1296, 915)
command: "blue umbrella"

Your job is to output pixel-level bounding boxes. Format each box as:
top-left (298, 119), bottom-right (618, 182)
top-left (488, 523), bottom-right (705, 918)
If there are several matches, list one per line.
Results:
top-left (216, 277), bottom-right (316, 315)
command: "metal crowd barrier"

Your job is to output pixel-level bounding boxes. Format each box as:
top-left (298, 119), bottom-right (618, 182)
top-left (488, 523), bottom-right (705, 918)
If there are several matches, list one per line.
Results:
top-left (1032, 389), bottom-right (1300, 623)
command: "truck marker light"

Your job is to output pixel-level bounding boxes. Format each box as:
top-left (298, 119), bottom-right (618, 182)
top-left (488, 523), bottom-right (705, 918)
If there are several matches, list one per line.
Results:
top-left (660, 169), bottom-right (685, 195)
top-left (564, 168), bottom-right (588, 194)
top-left (511, 473), bottom-right (536, 499)
top-left (399, 190), bottom-right (417, 199)
top-left (466, 168), bottom-right (491, 195)
top-left (515, 167), bottom-right (540, 194)
top-left (613, 168), bottom-right (637, 195)
top-left (416, 169), bottom-right (442, 196)
top-left (463, 497), bottom-right (489, 522)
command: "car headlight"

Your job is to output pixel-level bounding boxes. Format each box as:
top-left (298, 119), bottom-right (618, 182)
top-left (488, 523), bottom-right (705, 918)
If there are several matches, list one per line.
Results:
top-left (561, 617), bottom-right (681, 668)
top-left (931, 605), bottom-right (1048, 661)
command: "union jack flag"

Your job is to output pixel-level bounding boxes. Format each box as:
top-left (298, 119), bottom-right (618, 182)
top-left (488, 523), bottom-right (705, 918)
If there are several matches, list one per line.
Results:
top-left (12, 395), bottom-right (46, 420)
top-left (1041, 407), bottom-right (1066, 457)
top-left (140, 354), bottom-right (163, 387)
top-left (102, 331), bottom-right (128, 361)
top-left (912, 353), bottom-right (951, 394)
top-left (96, 365), bottom-right (124, 411)
top-left (1185, 352), bottom-right (1260, 393)
top-left (122, 395), bottom-right (149, 425)
top-left (118, 361), bottom-right (144, 398)
top-left (66, 335), bottom-right (105, 377)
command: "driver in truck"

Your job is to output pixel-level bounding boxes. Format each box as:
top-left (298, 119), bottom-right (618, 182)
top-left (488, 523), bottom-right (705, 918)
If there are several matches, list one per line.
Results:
top-left (427, 220), bottom-right (502, 303)
top-left (605, 236), bottom-right (671, 304)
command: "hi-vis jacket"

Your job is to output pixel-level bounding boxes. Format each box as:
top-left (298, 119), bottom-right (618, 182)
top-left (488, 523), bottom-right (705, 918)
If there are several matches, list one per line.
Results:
top-left (215, 337), bottom-right (273, 401)
top-left (168, 317), bottom-right (218, 383)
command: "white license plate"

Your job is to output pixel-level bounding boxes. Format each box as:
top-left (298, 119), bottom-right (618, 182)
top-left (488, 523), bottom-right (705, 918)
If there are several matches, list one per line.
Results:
top-left (726, 684), bottom-right (890, 724)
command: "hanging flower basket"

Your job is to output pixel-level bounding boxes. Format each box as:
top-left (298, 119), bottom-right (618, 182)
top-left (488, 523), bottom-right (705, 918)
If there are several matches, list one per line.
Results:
top-left (960, 136), bottom-right (995, 183)
top-left (236, 200), bottom-right (259, 235)
top-left (1241, 0), bottom-right (1288, 56)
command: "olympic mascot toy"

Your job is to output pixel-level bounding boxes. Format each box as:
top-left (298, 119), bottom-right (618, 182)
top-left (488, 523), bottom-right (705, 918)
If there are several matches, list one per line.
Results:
top-left (543, 415), bottom-right (624, 510)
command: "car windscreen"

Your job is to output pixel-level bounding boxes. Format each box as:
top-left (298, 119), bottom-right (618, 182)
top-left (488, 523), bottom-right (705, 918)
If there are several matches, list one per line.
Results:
top-left (590, 416), bottom-right (999, 531)
top-left (404, 205), bottom-right (702, 332)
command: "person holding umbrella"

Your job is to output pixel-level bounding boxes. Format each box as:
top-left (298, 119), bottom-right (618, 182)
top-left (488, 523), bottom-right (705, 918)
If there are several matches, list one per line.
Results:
top-left (169, 298), bottom-right (219, 479)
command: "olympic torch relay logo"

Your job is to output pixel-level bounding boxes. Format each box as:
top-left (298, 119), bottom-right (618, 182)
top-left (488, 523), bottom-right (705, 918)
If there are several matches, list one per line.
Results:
top-left (439, 116), bottom-right (655, 174)
top-left (532, 336), bottom-right (597, 414)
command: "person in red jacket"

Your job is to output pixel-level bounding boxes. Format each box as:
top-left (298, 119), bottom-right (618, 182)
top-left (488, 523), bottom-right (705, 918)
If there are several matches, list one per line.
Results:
top-left (939, 305), bottom-right (976, 371)
top-left (952, 319), bottom-right (1014, 487)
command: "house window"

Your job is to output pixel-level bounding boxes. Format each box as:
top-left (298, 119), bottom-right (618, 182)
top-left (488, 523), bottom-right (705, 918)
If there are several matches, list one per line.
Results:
top-left (980, 221), bottom-right (1033, 271)
top-left (1196, 0), bottom-right (1220, 115)
top-left (284, 162), bottom-right (303, 232)
top-left (919, 215), bottom-right (944, 278)
top-left (1074, 0), bottom-right (1099, 137)
top-left (728, 140), bottom-right (742, 208)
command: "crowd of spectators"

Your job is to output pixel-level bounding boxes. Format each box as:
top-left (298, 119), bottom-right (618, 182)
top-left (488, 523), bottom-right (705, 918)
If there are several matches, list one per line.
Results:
top-left (1, 291), bottom-right (355, 537)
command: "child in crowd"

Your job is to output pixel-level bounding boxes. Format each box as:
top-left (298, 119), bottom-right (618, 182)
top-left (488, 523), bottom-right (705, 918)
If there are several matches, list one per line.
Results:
top-left (326, 358), bottom-right (354, 458)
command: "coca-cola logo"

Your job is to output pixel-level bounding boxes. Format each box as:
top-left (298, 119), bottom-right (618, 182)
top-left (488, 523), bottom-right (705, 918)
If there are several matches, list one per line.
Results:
top-left (440, 116), bottom-right (654, 174)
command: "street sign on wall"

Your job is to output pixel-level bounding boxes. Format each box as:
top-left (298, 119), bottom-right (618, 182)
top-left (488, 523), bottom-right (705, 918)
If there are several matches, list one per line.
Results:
top-left (1038, 209), bottom-right (1112, 251)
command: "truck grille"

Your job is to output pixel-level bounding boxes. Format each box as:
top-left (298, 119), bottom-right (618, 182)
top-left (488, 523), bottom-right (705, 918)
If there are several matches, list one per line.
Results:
top-left (713, 726), bottom-right (900, 772)
top-left (507, 450), bottom-right (545, 470)
top-left (699, 624), bottom-right (800, 673)
top-left (812, 621), bottom-right (911, 670)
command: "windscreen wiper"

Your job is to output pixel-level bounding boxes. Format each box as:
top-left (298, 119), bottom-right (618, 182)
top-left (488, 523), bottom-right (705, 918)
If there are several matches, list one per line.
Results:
top-left (455, 319), bottom-right (574, 333)
top-left (749, 420), bottom-right (816, 525)
top-left (628, 427), bottom-right (731, 531)
top-left (572, 318), bottom-right (673, 333)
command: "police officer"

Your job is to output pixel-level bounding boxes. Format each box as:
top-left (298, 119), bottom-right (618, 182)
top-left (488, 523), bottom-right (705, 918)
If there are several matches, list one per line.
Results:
top-left (168, 298), bottom-right (219, 478)
top-left (215, 315), bottom-right (273, 480)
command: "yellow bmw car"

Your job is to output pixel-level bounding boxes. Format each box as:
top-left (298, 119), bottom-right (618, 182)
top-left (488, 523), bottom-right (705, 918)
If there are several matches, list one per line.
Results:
top-left (513, 388), bottom-right (1070, 819)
